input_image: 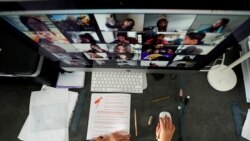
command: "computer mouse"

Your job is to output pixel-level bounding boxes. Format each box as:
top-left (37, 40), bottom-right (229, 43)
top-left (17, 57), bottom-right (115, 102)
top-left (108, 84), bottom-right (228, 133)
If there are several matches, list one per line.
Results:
top-left (159, 111), bottom-right (172, 120)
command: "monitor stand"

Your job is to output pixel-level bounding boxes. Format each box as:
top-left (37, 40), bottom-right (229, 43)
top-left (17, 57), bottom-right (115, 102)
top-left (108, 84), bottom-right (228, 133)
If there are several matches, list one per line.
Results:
top-left (142, 73), bottom-right (148, 89)
top-left (151, 74), bottom-right (165, 81)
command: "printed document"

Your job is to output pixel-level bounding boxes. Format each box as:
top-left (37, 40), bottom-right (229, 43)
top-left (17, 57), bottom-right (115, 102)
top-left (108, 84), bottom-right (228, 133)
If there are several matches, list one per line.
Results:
top-left (86, 93), bottom-right (131, 140)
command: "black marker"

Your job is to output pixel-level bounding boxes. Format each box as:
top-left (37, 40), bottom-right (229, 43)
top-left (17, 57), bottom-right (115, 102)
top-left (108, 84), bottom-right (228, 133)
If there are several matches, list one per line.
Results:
top-left (184, 95), bottom-right (190, 106)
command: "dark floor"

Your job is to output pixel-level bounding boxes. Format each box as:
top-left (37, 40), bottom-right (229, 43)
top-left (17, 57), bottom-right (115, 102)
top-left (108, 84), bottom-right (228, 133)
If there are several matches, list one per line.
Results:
top-left (0, 67), bottom-right (249, 141)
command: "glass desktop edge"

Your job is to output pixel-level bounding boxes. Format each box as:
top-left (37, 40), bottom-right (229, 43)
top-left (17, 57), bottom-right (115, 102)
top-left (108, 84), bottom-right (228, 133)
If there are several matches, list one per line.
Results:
top-left (1, 9), bottom-right (250, 16)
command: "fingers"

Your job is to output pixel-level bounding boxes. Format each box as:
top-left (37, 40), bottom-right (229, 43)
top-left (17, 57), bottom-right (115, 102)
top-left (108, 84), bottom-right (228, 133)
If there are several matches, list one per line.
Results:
top-left (159, 116), bottom-right (174, 131)
top-left (159, 116), bottom-right (168, 129)
top-left (121, 135), bottom-right (131, 141)
top-left (159, 117), bottom-right (165, 130)
top-left (118, 135), bottom-right (130, 141)
top-left (171, 124), bottom-right (176, 132)
top-left (166, 116), bottom-right (171, 130)
top-left (111, 132), bottom-right (131, 141)
top-left (120, 138), bottom-right (131, 141)
top-left (155, 123), bottom-right (160, 138)
top-left (113, 130), bottom-right (128, 135)
top-left (156, 123), bottom-right (160, 133)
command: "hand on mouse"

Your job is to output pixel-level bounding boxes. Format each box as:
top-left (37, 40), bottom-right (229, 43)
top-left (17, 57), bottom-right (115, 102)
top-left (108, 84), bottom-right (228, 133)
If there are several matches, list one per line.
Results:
top-left (155, 116), bottom-right (175, 141)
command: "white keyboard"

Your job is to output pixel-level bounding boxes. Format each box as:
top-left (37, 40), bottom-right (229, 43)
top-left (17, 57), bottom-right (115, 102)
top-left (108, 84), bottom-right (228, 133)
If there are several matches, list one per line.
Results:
top-left (91, 72), bottom-right (146, 93)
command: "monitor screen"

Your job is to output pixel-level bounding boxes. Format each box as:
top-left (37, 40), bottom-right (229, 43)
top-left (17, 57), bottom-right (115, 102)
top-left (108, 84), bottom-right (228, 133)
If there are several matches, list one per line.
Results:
top-left (1, 9), bottom-right (249, 72)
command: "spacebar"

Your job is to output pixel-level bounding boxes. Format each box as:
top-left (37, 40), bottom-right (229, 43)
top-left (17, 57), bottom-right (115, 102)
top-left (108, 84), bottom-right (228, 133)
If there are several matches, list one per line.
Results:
top-left (105, 88), bottom-right (123, 92)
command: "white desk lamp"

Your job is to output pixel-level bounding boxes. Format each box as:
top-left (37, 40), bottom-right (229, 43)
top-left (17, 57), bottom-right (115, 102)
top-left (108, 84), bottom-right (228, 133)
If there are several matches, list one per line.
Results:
top-left (207, 51), bottom-right (250, 91)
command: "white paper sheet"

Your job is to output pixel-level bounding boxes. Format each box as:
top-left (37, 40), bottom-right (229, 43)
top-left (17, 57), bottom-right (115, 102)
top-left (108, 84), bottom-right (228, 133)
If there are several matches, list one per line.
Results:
top-left (241, 109), bottom-right (250, 140)
top-left (18, 86), bottom-right (78, 141)
top-left (29, 103), bottom-right (68, 132)
top-left (27, 89), bottom-right (69, 141)
top-left (56, 71), bottom-right (85, 88)
top-left (86, 93), bottom-right (131, 140)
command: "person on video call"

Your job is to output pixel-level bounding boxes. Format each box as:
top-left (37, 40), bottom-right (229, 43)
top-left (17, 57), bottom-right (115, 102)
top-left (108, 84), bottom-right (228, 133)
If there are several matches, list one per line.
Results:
top-left (36, 31), bottom-right (69, 44)
top-left (197, 18), bottom-right (230, 33)
top-left (88, 52), bottom-right (105, 59)
top-left (115, 53), bottom-right (134, 60)
top-left (40, 44), bottom-right (66, 53)
top-left (153, 18), bottom-right (169, 32)
top-left (79, 33), bottom-right (98, 43)
top-left (86, 44), bottom-right (109, 53)
top-left (94, 116), bottom-right (175, 141)
top-left (174, 32), bottom-right (205, 55)
top-left (174, 32), bottom-right (206, 45)
top-left (144, 48), bottom-right (162, 60)
top-left (19, 16), bottom-right (50, 31)
top-left (113, 44), bottom-right (131, 54)
top-left (77, 15), bottom-right (95, 31)
top-left (105, 15), bottom-right (135, 31)
top-left (145, 34), bottom-right (168, 47)
top-left (110, 32), bottom-right (138, 45)
top-left (110, 32), bottom-right (130, 44)
top-left (180, 45), bottom-right (203, 55)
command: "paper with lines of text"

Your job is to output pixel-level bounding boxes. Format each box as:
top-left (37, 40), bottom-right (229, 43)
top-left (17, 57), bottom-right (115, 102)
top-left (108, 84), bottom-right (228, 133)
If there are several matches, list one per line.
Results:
top-left (86, 93), bottom-right (131, 140)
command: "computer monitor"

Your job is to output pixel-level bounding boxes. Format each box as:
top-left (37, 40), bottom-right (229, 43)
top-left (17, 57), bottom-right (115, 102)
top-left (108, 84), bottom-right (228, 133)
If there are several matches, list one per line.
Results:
top-left (0, 8), bottom-right (249, 73)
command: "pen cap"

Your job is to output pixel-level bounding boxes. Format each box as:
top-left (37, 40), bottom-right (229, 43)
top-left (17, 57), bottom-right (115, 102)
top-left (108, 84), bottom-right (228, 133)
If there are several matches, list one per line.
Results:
top-left (179, 89), bottom-right (183, 97)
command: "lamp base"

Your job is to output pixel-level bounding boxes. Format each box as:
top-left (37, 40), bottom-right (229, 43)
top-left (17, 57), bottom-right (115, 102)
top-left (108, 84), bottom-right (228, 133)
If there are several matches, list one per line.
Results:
top-left (207, 65), bottom-right (237, 92)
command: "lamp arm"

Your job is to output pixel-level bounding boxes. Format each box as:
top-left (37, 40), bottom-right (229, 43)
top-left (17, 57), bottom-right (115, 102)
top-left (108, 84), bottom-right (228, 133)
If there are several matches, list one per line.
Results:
top-left (224, 51), bottom-right (250, 71)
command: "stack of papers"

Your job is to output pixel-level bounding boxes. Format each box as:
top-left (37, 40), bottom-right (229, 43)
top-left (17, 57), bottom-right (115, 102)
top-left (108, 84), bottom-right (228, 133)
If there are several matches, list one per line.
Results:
top-left (86, 93), bottom-right (131, 140)
top-left (18, 86), bottom-right (78, 141)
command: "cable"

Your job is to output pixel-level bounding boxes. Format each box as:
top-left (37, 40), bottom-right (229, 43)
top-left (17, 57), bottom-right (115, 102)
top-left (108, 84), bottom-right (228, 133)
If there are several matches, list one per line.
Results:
top-left (178, 89), bottom-right (190, 141)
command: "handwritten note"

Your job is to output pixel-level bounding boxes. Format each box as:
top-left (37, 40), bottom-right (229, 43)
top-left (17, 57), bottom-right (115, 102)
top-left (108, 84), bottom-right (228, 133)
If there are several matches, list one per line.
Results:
top-left (86, 93), bottom-right (131, 140)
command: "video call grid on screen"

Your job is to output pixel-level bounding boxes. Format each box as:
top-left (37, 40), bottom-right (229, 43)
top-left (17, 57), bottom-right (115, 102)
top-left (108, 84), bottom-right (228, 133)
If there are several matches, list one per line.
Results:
top-left (1, 9), bottom-right (249, 70)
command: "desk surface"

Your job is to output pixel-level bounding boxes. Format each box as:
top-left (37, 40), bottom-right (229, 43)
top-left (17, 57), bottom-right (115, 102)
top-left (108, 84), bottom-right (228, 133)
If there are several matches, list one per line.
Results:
top-left (68, 72), bottom-right (249, 141)
top-left (0, 71), bottom-right (248, 141)
top-left (0, 47), bottom-right (249, 141)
